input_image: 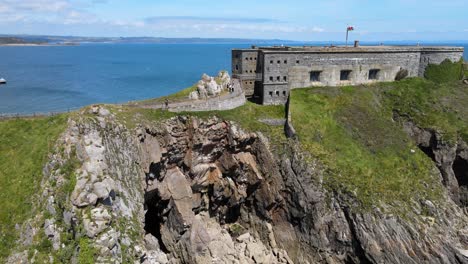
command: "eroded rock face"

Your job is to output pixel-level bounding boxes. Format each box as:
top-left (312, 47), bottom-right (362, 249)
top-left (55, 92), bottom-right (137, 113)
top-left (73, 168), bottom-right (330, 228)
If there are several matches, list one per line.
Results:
top-left (139, 116), bottom-right (468, 264)
top-left (140, 116), bottom-right (291, 263)
top-left (401, 118), bottom-right (468, 207)
top-left (9, 110), bottom-right (468, 264)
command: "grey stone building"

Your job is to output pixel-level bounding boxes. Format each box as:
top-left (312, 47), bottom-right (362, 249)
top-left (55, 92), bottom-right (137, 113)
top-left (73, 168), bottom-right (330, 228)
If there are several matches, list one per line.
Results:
top-left (232, 45), bottom-right (464, 105)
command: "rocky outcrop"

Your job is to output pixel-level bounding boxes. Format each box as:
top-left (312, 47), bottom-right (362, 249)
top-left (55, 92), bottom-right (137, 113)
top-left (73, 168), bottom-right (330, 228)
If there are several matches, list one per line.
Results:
top-left (189, 71), bottom-right (231, 100)
top-left (140, 116), bottom-right (291, 263)
top-left (8, 108), bottom-right (468, 263)
top-left (400, 117), bottom-right (468, 207)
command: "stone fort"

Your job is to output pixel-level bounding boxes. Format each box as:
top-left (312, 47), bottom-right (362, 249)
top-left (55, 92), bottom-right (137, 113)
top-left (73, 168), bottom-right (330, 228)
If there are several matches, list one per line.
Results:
top-left (231, 44), bottom-right (464, 105)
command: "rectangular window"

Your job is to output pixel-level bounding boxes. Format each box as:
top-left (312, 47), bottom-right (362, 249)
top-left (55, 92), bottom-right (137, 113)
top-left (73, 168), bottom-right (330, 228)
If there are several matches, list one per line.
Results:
top-left (277, 60), bottom-right (281, 64)
top-left (296, 60), bottom-right (300, 64)
top-left (269, 76), bottom-right (273, 81)
top-left (283, 76), bottom-right (287, 81)
top-left (270, 60), bottom-right (273, 64)
top-left (269, 91), bottom-right (273, 97)
top-left (276, 91), bottom-right (280, 96)
top-left (310, 71), bottom-right (321, 82)
top-left (284, 60), bottom-right (287, 64)
top-left (340, 70), bottom-right (352, 81)
top-left (277, 76), bottom-right (280, 81)
top-left (369, 69), bottom-right (380, 80)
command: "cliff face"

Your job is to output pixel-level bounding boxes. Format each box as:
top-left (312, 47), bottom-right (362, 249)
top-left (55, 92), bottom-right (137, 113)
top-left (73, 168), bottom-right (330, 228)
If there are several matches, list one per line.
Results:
top-left (401, 118), bottom-right (468, 207)
top-left (8, 105), bottom-right (468, 263)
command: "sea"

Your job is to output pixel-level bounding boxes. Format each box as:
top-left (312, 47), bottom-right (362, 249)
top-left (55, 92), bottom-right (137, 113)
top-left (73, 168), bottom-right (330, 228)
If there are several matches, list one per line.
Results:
top-left (0, 42), bottom-right (467, 115)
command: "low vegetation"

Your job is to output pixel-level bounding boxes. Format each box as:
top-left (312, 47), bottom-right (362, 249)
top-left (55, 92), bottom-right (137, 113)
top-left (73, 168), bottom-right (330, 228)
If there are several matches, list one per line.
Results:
top-left (132, 84), bottom-right (198, 106)
top-left (114, 101), bottom-right (286, 146)
top-left (424, 59), bottom-right (464, 83)
top-left (291, 83), bottom-right (443, 211)
top-left (0, 115), bottom-right (68, 261)
top-left (290, 60), bottom-right (467, 211)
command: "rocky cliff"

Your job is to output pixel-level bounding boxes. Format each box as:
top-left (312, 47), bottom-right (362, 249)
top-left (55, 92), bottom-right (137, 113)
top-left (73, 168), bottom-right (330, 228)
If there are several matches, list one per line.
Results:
top-left (7, 102), bottom-right (468, 263)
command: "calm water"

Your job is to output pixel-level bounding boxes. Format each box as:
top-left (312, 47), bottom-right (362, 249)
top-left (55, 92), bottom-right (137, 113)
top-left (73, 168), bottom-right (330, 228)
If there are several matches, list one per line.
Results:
top-left (0, 43), bottom-right (466, 114)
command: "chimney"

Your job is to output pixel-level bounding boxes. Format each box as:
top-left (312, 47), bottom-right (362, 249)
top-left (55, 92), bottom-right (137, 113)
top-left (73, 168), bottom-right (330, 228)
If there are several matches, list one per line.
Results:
top-left (354, 40), bottom-right (360, 47)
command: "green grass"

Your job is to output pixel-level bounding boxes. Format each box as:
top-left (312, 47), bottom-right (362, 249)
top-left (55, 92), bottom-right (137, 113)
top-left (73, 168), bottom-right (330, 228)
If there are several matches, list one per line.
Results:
top-left (0, 114), bottom-right (68, 261)
top-left (290, 75), bottom-right (467, 211)
top-left (290, 82), bottom-right (445, 211)
top-left (463, 63), bottom-right (468, 78)
top-left (384, 78), bottom-right (468, 142)
top-left (113, 101), bottom-right (286, 146)
top-left (132, 85), bottom-right (198, 106)
top-left (78, 237), bottom-right (96, 264)
top-left (424, 59), bottom-right (464, 83)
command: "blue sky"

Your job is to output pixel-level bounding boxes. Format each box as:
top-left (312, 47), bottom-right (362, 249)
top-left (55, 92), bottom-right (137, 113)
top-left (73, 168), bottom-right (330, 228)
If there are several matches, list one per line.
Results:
top-left (0, 0), bottom-right (467, 41)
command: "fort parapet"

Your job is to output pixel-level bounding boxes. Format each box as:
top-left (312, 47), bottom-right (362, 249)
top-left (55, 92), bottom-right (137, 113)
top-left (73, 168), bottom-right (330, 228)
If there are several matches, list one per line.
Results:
top-left (232, 45), bottom-right (464, 105)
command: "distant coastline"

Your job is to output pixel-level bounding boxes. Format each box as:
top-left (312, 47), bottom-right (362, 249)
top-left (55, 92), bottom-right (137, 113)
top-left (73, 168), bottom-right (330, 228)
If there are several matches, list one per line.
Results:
top-left (0, 43), bottom-right (78, 47)
top-left (2, 34), bottom-right (468, 46)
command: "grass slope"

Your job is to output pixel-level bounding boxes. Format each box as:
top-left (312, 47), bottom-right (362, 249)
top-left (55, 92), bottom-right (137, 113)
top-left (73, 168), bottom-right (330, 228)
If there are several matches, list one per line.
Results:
top-left (291, 76), bottom-right (467, 211)
top-left (0, 115), bottom-right (68, 261)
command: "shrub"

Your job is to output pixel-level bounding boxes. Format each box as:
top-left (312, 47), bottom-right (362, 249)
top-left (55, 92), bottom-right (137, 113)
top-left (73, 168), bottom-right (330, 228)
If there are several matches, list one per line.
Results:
top-left (424, 59), bottom-right (463, 83)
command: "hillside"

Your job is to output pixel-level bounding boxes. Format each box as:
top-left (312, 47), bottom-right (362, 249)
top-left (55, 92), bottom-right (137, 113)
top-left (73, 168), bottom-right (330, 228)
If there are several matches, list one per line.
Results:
top-left (1, 62), bottom-right (468, 263)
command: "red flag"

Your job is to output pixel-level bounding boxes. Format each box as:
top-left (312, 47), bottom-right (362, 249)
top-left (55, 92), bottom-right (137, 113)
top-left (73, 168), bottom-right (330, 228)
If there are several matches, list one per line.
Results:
top-left (347, 26), bottom-right (354, 31)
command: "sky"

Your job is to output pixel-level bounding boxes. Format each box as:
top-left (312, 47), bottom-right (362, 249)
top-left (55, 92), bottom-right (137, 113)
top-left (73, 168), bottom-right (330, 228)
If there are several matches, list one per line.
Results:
top-left (0, 0), bottom-right (467, 41)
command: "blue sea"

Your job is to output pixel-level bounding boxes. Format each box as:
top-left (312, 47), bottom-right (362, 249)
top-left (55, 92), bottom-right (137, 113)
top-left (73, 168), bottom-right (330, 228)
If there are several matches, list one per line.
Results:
top-left (0, 43), bottom-right (466, 114)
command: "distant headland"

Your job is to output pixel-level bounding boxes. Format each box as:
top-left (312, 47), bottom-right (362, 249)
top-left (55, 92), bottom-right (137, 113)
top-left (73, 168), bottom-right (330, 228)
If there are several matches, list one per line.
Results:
top-left (0, 34), bottom-right (302, 46)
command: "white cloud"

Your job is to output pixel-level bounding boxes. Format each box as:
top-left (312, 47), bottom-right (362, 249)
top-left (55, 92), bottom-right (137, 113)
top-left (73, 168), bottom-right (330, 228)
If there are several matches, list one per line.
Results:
top-left (0, 2), bottom-right (328, 38)
top-left (0, 0), bottom-right (70, 13)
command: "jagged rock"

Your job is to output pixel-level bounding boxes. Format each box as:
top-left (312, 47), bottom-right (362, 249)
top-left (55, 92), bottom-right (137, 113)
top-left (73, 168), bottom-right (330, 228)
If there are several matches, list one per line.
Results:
top-left (44, 219), bottom-right (56, 238)
top-left (189, 91), bottom-right (199, 100)
top-left (83, 207), bottom-right (112, 238)
top-left (96, 228), bottom-right (119, 250)
top-left (46, 196), bottom-right (56, 215)
top-left (237, 232), bottom-right (251, 242)
top-left (189, 71), bottom-right (231, 100)
top-left (400, 117), bottom-right (468, 207)
top-left (9, 111), bottom-right (468, 264)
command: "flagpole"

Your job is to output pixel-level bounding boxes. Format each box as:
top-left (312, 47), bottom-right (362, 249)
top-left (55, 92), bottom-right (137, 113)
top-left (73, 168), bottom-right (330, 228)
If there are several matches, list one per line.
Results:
top-left (346, 29), bottom-right (349, 47)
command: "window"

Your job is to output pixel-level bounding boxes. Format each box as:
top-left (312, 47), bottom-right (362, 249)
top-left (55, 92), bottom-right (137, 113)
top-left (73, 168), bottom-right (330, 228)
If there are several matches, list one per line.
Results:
top-left (340, 70), bottom-right (352, 81)
top-left (245, 57), bottom-right (249, 60)
top-left (235, 54), bottom-right (239, 58)
top-left (249, 81), bottom-right (253, 84)
top-left (296, 60), bottom-right (300, 64)
top-left (245, 70), bottom-right (248, 73)
top-left (269, 76), bottom-right (273, 81)
top-left (270, 60), bottom-right (273, 64)
top-left (235, 65), bottom-right (238, 70)
top-left (284, 60), bottom-right (287, 64)
top-left (369, 69), bottom-right (380, 80)
top-left (283, 91), bottom-right (287, 96)
top-left (276, 91), bottom-right (280, 96)
top-left (269, 91), bottom-right (273, 96)
top-left (277, 76), bottom-right (280, 81)
top-left (277, 60), bottom-right (281, 64)
top-left (310, 71), bottom-right (321, 82)
top-left (283, 76), bottom-right (287, 81)
top-left (254, 58), bottom-right (257, 60)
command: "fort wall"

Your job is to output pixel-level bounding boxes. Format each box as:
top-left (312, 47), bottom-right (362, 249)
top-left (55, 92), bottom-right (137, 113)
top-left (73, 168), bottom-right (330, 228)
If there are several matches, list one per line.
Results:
top-left (233, 46), bottom-right (464, 105)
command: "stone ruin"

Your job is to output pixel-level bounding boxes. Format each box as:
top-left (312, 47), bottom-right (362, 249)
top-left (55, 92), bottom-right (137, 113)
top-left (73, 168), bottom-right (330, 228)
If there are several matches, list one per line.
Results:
top-left (189, 71), bottom-right (231, 100)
